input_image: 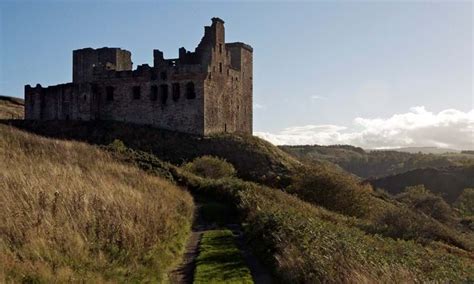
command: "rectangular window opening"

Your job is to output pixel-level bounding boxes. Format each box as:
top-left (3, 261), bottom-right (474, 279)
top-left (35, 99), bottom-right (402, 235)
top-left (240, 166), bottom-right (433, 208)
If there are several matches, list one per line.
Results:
top-left (150, 85), bottom-right (158, 101)
top-left (132, 86), bottom-right (141, 100)
top-left (106, 86), bottom-right (114, 101)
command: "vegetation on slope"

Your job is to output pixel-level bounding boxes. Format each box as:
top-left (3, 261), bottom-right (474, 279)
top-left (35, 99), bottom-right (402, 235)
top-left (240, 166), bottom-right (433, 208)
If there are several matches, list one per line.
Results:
top-left (194, 230), bottom-right (253, 284)
top-left (0, 125), bottom-right (194, 282)
top-left (104, 139), bottom-right (474, 253)
top-left (6, 120), bottom-right (300, 188)
top-left (455, 188), bottom-right (474, 218)
top-left (0, 95), bottom-right (24, 119)
top-left (175, 169), bottom-right (474, 283)
top-left (105, 147), bottom-right (473, 282)
top-left (287, 165), bottom-right (474, 251)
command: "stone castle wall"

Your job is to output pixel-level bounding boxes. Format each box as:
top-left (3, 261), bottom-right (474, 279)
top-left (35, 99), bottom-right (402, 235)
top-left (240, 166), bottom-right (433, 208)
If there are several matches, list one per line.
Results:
top-left (24, 18), bottom-right (252, 136)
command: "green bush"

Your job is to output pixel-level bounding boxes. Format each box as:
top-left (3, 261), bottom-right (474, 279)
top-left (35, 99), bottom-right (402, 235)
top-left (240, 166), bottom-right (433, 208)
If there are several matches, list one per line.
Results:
top-left (108, 138), bottom-right (127, 152)
top-left (455, 188), bottom-right (474, 217)
top-left (182, 156), bottom-right (236, 179)
top-left (286, 165), bottom-right (373, 218)
top-left (396, 185), bottom-right (454, 223)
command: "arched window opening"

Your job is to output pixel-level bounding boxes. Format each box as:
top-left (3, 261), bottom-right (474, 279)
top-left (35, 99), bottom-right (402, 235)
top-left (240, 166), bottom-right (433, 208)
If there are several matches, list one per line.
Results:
top-left (160, 84), bottom-right (168, 104)
top-left (150, 85), bottom-right (158, 101)
top-left (186, 82), bottom-right (196, 99)
top-left (172, 83), bottom-right (180, 102)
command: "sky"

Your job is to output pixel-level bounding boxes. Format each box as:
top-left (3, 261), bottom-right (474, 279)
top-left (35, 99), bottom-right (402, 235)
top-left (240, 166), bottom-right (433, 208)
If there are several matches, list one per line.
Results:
top-left (0, 0), bottom-right (472, 149)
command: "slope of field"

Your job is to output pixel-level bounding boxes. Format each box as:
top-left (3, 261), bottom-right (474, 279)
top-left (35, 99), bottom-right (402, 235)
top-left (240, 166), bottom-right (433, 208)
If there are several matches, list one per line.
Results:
top-left (0, 124), bottom-right (194, 282)
top-left (368, 166), bottom-right (474, 203)
top-left (6, 120), bottom-right (301, 188)
top-left (0, 96), bottom-right (24, 119)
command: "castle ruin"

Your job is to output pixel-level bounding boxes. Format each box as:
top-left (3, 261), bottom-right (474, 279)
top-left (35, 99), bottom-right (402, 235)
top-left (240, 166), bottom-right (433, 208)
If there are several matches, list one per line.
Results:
top-left (24, 18), bottom-right (253, 135)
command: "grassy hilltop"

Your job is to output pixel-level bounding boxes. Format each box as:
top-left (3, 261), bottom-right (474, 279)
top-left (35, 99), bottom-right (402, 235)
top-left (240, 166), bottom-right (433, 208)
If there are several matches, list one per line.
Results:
top-left (0, 96), bottom-right (24, 119)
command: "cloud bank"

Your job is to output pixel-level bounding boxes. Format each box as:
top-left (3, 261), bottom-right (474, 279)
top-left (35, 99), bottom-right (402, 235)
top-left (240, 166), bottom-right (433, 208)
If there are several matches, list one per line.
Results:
top-left (255, 106), bottom-right (474, 149)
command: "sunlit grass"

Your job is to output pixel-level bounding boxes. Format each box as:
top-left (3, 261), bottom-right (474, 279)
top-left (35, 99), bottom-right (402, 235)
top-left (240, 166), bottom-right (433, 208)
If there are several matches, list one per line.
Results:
top-left (194, 230), bottom-right (253, 284)
top-left (0, 125), bottom-right (194, 282)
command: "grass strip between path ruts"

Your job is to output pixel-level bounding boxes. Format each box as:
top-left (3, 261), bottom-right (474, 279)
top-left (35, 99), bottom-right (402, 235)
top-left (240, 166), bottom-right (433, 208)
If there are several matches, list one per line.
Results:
top-left (194, 230), bottom-right (253, 284)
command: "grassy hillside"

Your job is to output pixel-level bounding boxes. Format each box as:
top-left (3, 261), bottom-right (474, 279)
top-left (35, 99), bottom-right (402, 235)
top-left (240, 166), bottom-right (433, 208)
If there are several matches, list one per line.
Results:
top-left (100, 143), bottom-right (474, 282)
top-left (0, 96), bottom-right (24, 119)
top-left (280, 144), bottom-right (470, 178)
top-left (369, 166), bottom-right (474, 203)
top-left (0, 124), bottom-right (194, 282)
top-left (6, 120), bottom-right (301, 188)
top-left (173, 168), bottom-right (474, 282)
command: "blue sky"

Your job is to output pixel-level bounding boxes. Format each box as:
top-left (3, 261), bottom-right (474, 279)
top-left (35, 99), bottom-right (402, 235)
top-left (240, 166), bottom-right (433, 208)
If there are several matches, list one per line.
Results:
top-left (1, 1), bottom-right (472, 148)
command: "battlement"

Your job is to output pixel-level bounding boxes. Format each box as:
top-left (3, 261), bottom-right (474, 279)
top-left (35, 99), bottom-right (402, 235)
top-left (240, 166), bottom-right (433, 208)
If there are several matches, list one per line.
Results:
top-left (25, 18), bottom-right (253, 136)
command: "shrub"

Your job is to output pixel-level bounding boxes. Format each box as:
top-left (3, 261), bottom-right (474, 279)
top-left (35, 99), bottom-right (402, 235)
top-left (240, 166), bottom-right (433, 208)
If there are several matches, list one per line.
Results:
top-left (455, 188), bottom-right (474, 217)
top-left (182, 155), bottom-right (236, 179)
top-left (287, 165), bottom-right (374, 218)
top-left (396, 185), bottom-right (454, 223)
top-left (108, 138), bottom-right (127, 152)
top-left (370, 205), bottom-right (472, 251)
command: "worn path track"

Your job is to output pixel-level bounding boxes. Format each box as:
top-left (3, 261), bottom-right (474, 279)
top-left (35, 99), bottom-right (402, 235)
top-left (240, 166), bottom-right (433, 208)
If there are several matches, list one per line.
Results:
top-left (168, 229), bottom-right (203, 284)
top-left (168, 202), bottom-right (273, 284)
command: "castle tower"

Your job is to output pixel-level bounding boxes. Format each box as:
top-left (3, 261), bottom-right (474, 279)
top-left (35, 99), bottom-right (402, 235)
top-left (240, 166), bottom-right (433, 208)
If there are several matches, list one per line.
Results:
top-left (73, 47), bottom-right (132, 83)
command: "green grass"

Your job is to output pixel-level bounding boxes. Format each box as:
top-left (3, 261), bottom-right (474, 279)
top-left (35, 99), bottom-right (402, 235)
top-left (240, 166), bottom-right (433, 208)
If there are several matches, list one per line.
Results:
top-left (194, 230), bottom-right (253, 284)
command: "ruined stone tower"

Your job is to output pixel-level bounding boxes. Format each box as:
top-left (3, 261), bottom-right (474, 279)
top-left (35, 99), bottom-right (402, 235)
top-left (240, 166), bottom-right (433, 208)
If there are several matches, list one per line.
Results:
top-left (24, 18), bottom-right (253, 135)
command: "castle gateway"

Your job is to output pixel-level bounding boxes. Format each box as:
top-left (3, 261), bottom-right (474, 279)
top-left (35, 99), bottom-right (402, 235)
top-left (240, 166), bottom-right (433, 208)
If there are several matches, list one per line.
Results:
top-left (25, 18), bottom-right (253, 135)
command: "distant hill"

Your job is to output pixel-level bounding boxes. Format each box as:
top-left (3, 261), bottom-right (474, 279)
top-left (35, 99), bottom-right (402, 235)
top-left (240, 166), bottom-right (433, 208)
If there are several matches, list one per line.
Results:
top-left (368, 166), bottom-right (474, 203)
top-left (374, 146), bottom-right (461, 154)
top-left (280, 144), bottom-right (461, 178)
top-left (0, 95), bottom-right (24, 119)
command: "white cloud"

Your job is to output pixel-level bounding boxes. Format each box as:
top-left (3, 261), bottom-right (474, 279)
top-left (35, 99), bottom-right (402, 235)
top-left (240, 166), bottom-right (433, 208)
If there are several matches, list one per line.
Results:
top-left (255, 106), bottom-right (474, 150)
top-left (310, 95), bottom-right (327, 100)
top-left (254, 103), bottom-right (266, 110)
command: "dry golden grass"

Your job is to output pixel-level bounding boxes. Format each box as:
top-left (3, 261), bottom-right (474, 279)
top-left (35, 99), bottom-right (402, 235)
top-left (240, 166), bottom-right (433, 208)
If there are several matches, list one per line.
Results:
top-left (0, 124), bottom-right (194, 282)
top-left (0, 96), bottom-right (24, 119)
